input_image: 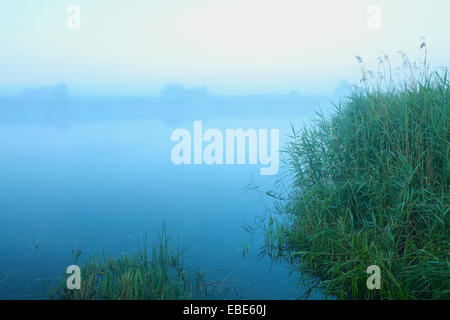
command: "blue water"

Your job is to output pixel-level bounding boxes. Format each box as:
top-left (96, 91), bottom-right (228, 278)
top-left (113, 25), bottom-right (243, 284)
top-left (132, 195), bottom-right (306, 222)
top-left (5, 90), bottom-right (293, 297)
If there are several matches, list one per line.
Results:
top-left (0, 112), bottom-right (327, 299)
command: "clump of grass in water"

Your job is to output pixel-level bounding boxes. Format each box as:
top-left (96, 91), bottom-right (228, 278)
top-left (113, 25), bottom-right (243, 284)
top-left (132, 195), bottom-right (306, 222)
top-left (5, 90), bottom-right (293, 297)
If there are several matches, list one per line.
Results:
top-left (51, 225), bottom-right (214, 300)
top-left (263, 43), bottom-right (450, 299)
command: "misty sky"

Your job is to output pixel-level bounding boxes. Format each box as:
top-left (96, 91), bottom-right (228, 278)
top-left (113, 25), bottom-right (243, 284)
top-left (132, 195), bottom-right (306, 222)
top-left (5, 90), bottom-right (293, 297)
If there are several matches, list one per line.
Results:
top-left (0, 0), bottom-right (449, 95)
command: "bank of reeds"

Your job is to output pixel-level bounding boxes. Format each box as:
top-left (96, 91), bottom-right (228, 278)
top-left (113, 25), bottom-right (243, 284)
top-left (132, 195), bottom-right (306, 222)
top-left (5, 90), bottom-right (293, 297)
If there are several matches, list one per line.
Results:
top-left (51, 225), bottom-right (212, 300)
top-left (264, 45), bottom-right (449, 299)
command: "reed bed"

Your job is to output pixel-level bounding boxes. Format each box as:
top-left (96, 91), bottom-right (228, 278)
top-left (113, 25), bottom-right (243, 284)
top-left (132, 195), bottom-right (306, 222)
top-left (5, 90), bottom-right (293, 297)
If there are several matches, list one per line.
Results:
top-left (264, 46), bottom-right (449, 299)
top-left (52, 225), bottom-right (212, 300)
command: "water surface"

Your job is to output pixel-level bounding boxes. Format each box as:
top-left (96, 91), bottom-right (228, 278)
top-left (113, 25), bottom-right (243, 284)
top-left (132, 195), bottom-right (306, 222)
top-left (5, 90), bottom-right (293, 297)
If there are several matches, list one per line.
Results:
top-left (0, 102), bottom-right (330, 299)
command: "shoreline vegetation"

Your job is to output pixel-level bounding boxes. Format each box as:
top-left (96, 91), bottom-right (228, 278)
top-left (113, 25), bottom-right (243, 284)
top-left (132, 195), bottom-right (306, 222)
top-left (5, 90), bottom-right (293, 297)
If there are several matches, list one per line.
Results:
top-left (50, 225), bottom-right (223, 300)
top-left (262, 45), bottom-right (449, 299)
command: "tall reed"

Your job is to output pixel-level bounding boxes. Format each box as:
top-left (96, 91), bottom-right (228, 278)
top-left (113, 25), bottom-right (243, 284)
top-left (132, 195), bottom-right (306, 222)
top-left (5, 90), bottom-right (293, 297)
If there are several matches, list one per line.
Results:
top-left (264, 46), bottom-right (449, 299)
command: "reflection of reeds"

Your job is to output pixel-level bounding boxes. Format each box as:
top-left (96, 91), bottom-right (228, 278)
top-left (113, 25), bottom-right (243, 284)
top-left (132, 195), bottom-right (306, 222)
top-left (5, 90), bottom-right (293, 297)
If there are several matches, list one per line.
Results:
top-left (51, 224), bottom-right (212, 300)
top-left (264, 45), bottom-right (449, 299)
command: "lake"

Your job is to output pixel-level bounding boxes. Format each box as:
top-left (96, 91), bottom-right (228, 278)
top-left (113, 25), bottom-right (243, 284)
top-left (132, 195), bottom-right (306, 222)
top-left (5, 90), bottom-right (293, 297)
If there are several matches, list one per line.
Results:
top-left (0, 99), bottom-right (332, 299)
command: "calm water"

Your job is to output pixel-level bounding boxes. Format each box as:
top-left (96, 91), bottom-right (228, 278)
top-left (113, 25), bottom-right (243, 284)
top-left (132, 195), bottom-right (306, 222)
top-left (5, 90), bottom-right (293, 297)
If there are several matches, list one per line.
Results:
top-left (0, 112), bottom-right (327, 299)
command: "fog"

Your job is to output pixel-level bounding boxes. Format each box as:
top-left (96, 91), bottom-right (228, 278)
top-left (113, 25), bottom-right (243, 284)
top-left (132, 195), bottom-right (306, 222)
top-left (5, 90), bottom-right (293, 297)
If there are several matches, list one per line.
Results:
top-left (0, 0), bottom-right (448, 300)
top-left (0, 83), bottom-right (340, 126)
top-left (1, 0), bottom-right (449, 95)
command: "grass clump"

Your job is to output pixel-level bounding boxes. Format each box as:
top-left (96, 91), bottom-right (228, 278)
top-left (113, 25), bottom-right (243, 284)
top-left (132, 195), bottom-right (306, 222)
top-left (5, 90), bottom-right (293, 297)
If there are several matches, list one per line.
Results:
top-left (52, 225), bottom-right (212, 300)
top-left (265, 46), bottom-right (449, 299)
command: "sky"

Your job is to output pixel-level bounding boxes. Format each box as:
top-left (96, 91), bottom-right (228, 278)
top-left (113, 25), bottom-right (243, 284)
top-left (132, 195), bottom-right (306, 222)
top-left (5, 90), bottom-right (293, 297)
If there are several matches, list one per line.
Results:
top-left (0, 0), bottom-right (449, 95)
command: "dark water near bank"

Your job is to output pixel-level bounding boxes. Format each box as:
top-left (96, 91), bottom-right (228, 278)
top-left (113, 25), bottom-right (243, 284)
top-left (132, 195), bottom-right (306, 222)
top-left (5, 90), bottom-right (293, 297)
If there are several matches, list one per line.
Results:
top-left (0, 98), bottom-right (333, 299)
